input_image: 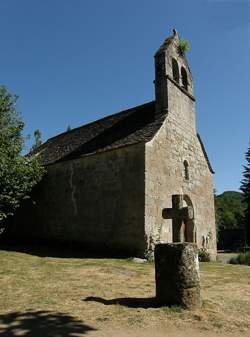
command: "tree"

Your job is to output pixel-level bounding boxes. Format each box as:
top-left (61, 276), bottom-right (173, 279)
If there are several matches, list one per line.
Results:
top-left (0, 86), bottom-right (44, 225)
top-left (31, 129), bottom-right (42, 151)
top-left (215, 191), bottom-right (246, 230)
top-left (240, 142), bottom-right (250, 245)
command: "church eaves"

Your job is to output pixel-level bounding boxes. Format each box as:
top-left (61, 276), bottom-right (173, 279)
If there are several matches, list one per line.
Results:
top-left (31, 100), bottom-right (213, 174)
top-left (31, 101), bottom-right (166, 165)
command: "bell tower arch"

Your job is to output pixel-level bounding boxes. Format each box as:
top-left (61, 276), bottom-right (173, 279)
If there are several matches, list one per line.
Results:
top-left (154, 29), bottom-right (196, 133)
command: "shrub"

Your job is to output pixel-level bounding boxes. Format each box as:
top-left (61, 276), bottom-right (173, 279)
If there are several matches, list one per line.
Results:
top-left (178, 39), bottom-right (190, 56)
top-left (229, 252), bottom-right (250, 266)
top-left (198, 248), bottom-right (211, 262)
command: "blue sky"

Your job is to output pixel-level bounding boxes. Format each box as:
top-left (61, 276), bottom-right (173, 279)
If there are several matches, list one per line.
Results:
top-left (0, 0), bottom-right (249, 193)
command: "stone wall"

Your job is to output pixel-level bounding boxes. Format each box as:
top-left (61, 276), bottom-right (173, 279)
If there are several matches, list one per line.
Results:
top-left (10, 143), bottom-right (146, 256)
top-left (145, 79), bottom-right (217, 259)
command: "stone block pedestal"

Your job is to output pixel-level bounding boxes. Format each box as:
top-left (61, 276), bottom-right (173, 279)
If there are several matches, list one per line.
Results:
top-left (155, 243), bottom-right (202, 309)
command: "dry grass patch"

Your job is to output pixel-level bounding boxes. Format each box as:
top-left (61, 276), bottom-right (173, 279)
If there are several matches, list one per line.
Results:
top-left (0, 249), bottom-right (250, 336)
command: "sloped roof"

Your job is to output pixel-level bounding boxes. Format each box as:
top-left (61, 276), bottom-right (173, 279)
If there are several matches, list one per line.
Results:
top-left (197, 134), bottom-right (214, 174)
top-left (32, 101), bottom-right (166, 165)
top-left (32, 100), bottom-right (214, 173)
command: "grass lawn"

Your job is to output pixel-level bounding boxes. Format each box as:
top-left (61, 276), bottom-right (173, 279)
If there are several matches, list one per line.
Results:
top-left (0, 247), bottom-right (250, 336)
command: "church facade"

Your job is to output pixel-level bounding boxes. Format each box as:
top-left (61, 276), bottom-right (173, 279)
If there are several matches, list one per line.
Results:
top-left (11, 30), bottom-right (217, 259)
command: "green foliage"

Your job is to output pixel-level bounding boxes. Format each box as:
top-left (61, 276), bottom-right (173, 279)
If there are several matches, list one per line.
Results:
top-left (198, 248), bottom-right (211, 262)
top-left (215, 191), bottom-right (246, 231)
top-left (229, 252), bottom-right (250, 266)
top-left (0, 86), bottom-right (44, 223)
top-left (178, 39), bottom-right (190, 56)
top-left (31, 129), bottom-right (42, 151)
top-left (240, 142), bottom-right (250, 244)
top-left (66, 125), bottom-right (71, 132)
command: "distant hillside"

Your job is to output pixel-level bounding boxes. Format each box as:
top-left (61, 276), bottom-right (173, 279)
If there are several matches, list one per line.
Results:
top-left (215, 191), bottom-right (246, 230)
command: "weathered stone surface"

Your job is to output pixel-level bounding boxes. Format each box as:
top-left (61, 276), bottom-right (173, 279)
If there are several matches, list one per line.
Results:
top-left (155, 243), bottom-right (202, 309)
top-left (9, 143), bottom-right (147, 256)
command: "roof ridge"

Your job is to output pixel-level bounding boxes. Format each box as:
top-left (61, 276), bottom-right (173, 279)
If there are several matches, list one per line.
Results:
top-left (46, 100), bottom-right (155, 144)
top-left (31, 100), bottom-right (162, 165)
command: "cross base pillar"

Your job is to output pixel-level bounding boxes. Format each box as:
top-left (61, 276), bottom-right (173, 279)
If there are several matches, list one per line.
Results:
top-left (154, 243), bottom-right (202, 309)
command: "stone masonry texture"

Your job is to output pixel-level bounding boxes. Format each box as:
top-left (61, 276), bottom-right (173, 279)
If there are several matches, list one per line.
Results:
top-left (10, 144), bottom-right (146, 256)
top-left (155, 243), bottom-right (202, 309)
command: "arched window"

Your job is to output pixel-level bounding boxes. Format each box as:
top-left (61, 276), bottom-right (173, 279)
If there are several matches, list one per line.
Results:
top-left (172, 58), bottom-right (179, 83)
top-left (181, 67), bottom-right (188, 90)
top-left (184, 160), bottom-right (189, 180)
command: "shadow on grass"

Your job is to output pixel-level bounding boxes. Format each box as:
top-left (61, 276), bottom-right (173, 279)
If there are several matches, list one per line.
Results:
top-left (0, 242), bottom-right (138, 259)
top-left (0, 311), bottom-right (96, 337)
top-left (84, 296), bottom-right (158, 309)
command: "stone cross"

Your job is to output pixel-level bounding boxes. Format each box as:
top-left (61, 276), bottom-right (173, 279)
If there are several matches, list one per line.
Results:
top-left (162, 195), bottom-right (194, 242)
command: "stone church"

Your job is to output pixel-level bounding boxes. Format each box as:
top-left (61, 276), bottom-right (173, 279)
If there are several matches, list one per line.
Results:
top-left (11, 30), bottom-right (217, 259)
